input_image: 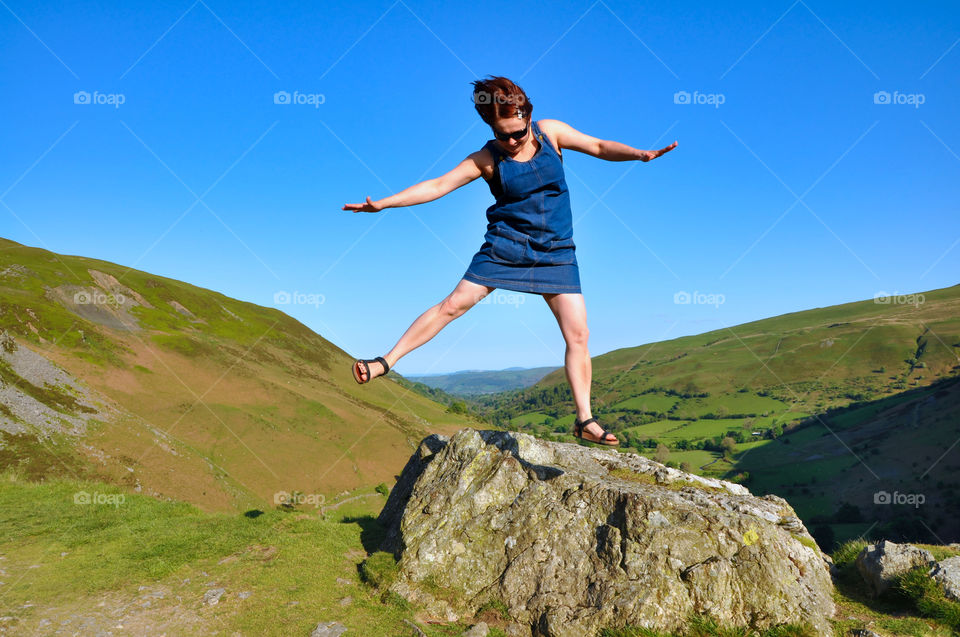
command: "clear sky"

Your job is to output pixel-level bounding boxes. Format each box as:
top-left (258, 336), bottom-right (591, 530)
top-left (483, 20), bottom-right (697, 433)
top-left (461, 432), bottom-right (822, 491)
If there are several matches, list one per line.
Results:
top-left (2, 0), bottom-right (958, 375)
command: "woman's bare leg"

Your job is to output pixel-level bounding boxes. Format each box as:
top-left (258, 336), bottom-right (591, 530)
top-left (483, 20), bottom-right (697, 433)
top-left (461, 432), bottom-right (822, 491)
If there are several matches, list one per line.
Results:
top-left (357, 278), bottom-right (496, 381)
top-left (542, 292), bottom-right (617, 443)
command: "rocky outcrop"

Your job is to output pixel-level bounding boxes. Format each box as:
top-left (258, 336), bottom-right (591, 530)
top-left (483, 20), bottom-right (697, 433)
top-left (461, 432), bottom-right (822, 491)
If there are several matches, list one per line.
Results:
top-left (376, 429), bottom-right (835, 636)
top-left (855, 540), bottom-right (936, 597)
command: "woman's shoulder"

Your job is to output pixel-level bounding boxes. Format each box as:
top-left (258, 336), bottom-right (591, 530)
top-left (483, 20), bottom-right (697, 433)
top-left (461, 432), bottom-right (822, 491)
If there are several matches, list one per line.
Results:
top-left (535, 118), bottom-right (563, 133)
top-left (472, 143), bottom-right (497, 180)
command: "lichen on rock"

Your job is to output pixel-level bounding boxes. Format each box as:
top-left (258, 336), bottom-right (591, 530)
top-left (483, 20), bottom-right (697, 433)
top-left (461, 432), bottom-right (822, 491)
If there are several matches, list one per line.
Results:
top-left (376, 429), bottom-right (835, 636)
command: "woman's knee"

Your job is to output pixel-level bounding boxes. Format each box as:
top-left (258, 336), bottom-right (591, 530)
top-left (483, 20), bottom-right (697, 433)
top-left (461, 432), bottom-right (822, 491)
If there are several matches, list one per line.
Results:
top-left (564, 324), bottom-right (589, 347)
top-left (440, 291), bottom-right (480, 318)
top-left (439, 296), bottom-right (465, 318)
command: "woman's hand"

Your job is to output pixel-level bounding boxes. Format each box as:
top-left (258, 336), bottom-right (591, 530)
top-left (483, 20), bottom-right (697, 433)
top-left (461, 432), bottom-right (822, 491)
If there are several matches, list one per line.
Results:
top-left (342, 196), bottom-right (383, 213)
top-left (639, 141), bottom-right (678, 162)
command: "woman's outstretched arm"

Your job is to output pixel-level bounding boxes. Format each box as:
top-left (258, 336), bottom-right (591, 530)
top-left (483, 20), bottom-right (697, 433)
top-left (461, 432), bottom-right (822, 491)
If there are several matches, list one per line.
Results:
top-left (541, 119), bottom-right (678, 163)
top-left (343, 152), bottom-right (484, 213)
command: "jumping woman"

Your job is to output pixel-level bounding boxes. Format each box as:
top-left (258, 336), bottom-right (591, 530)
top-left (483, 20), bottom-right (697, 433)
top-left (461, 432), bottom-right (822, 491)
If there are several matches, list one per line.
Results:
top-left (342, 76), bottom-right (677, 446)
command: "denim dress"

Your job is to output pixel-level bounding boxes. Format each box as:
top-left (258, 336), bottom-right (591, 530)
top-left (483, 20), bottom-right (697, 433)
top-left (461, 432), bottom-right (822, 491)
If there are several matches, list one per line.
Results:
top-left (461, 120), bottom-right (581, 294)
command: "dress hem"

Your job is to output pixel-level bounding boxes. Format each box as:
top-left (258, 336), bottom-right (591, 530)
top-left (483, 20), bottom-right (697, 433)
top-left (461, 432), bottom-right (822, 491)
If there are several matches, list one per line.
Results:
top-left (462, 271), bottom-right (581, 295)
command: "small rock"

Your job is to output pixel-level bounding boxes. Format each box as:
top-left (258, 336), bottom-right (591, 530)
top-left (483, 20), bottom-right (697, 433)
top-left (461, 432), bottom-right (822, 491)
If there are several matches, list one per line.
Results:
top-left (855, 540), bottom-right (936, 597)
top-left (930, 555), bottom-right (960, 601)
top-left (462, 621), bottom-right (489, 637)
top-left (237, 591), bottom-right (252, 600)
top-left (335, 577), bottom-right (353, 587)
top-left (339, 596), bottom-right (352, 606)
top-left (203, 588), bottom-right (225, 605)
top-left (310, 621), bottom-right (348, 637)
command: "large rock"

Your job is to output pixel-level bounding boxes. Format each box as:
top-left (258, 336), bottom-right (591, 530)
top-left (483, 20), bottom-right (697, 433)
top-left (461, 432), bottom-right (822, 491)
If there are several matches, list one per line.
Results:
top-left (376, 429), bottom-right (835, 636)
top-left (855, 540), bottom-right (936, 597)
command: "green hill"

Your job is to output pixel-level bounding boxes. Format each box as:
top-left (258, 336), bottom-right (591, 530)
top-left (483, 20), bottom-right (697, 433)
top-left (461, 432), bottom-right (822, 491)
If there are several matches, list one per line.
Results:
top-left (477, 283), bottom-right (960, 548)
top-left (0, 237), bottom-right (480, 513)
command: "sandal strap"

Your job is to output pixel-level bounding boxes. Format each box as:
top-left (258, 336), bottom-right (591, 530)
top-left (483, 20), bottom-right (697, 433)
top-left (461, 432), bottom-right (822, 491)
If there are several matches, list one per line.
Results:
top-left (375, 356), bottom-right (390, 374)
top-left (577, 417), bottom-right (598, 429)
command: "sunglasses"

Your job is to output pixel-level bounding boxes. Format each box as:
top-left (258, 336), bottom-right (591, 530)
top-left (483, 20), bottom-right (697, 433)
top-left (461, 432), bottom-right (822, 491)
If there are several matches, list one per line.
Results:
top-left (493, 123), bottom-right (528, 142)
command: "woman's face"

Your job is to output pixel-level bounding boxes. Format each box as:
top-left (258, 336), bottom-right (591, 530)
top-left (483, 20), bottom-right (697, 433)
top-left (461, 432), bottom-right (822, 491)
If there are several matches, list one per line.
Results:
top-left (491, 116), bottom-right (531, 154)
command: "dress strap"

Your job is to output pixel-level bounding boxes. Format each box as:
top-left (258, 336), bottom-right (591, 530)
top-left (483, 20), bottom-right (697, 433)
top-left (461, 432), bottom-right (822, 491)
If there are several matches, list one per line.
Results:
top-left (533, 120), bottom-right (561, 163)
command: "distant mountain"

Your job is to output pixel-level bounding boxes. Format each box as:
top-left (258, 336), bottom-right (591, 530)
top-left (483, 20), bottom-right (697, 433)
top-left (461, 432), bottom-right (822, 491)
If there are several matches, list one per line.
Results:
top-left (406, 366), bottom-right (562, 395)
top-left (0, 237), bottom-right (480, 512)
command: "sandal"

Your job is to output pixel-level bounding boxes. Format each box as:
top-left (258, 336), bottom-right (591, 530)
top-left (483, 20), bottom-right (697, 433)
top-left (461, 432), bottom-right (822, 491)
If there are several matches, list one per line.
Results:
top-left (353, 356), bottom-right (390, 384)
top-left (574, 417), bottom-right (619, 446)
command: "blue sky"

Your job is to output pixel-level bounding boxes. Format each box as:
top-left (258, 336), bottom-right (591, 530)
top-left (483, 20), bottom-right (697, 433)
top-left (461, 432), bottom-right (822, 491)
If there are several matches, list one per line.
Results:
top-left (2, 0), bottom-right (958, 375)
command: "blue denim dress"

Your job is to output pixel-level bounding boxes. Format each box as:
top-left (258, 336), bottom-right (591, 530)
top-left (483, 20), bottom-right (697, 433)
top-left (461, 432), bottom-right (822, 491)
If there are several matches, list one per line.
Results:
top-left (461, 120), bottom-right (581, 294)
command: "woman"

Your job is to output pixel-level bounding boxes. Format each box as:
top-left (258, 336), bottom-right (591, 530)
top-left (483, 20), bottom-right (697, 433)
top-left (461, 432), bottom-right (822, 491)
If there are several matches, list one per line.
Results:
top-left (342, 76), bottom-right (677, 445)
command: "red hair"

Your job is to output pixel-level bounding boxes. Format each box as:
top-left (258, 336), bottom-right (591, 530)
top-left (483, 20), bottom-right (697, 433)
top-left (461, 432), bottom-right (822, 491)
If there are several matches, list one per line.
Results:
top-left (471, 76), bottom-right (533, 125)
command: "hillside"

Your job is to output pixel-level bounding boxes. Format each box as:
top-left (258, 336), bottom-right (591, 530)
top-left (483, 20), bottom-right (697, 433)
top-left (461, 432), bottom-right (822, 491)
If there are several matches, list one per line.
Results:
top-left (0, 237), bottom-right (479, 513)
top-left (475, 283), bottom-right (960, 548)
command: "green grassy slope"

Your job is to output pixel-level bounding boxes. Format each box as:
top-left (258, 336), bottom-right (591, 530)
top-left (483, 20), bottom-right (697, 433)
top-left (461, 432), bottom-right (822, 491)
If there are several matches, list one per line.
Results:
top-left (0, 237), bottom-right (480, 513)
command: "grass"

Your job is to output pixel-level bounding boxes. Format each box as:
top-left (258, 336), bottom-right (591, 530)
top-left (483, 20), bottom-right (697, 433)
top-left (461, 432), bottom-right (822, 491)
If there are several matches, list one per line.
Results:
top-left (0, 471), bottom-right (501, 636)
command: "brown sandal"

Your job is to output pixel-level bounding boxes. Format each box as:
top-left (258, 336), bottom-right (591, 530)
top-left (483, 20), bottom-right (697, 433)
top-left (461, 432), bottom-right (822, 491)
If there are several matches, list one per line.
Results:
top-left (574, 417), bottom-right (619, 446)
top-left (353, 356), bottom-right (390, 384)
